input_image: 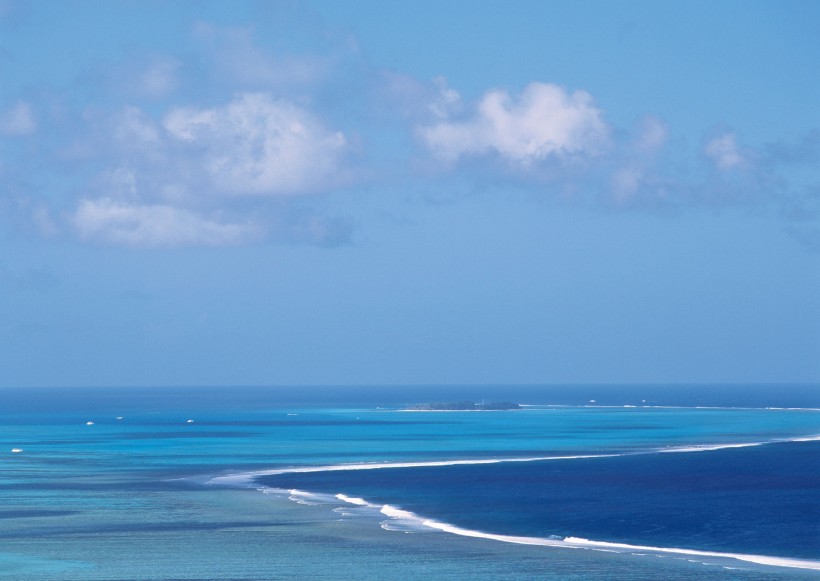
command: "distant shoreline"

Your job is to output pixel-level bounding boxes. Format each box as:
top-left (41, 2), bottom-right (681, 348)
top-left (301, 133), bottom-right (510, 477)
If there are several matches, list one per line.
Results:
top-left (405, 401), bottom-right (521, 411)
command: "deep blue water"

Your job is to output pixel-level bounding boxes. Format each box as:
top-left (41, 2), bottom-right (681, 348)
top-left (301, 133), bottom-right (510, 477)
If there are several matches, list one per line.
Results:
top-left (262, 440), bottom-right (820, 559)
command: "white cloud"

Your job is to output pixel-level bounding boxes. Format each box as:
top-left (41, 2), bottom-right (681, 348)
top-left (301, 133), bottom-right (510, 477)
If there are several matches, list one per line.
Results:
top-left (72, 198), bottom-right (260, 247)
top-left (429, 76), bottom-right (461, 119)
top-left (59, 94), bottom-right (354, 247)
top-left (163, 93), bottom-right (349, 196)
top-left (704, 132), bottom-right (748, 171)
top-left (0, 100), bottom-right (36, 136)
top-left (420, 82), bottom-right (609, 166)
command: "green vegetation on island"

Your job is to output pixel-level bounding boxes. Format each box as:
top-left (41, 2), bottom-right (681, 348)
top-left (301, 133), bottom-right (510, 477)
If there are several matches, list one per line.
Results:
top-left (407, 401), bottom-right (520, 411)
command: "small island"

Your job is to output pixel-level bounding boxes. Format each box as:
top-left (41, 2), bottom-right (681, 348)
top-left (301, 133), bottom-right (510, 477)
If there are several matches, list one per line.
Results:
top-left (406, 401), bottom-right (520, 411)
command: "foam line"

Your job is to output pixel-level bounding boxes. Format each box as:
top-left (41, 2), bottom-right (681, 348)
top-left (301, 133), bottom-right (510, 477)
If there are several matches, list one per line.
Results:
top-left (560, 537), bottom-right (820, 571)
top-left (380, 504), bottom-right (418, 520)
top-left (321, 492), bottom-right (820, 571)
top-left (206, 453), bottom-right (619, 486)
top-left (791, 435), bottom-right (820, 442)
top-left (206, 434), bottom-right (820, 488)
top-left (287, 489), bottom-right (332, 505)
top-left (658, 442), bottom-right (763, 453)
top-left (336, 493), bottom-right (369, 506)
top-left (658, 434), bottom-right (820, 453)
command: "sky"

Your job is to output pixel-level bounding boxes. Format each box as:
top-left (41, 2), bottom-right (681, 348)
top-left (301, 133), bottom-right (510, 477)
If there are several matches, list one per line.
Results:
top-left (0, 0), bottom-right (818, 388)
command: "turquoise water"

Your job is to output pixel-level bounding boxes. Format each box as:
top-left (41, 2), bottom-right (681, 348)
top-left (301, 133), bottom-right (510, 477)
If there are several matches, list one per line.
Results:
top-left (1, 385), bottom-right (818, 580)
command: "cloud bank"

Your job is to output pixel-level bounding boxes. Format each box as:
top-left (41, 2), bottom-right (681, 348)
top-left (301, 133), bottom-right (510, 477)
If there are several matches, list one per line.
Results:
top-left (64, 93), bottom-right (354, 247)
top-left (0, 16), bottom-right (818, 251)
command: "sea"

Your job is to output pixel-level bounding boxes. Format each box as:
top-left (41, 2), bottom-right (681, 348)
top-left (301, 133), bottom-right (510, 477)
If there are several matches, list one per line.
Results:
top-left (0, 384), bottom-right (818, 580)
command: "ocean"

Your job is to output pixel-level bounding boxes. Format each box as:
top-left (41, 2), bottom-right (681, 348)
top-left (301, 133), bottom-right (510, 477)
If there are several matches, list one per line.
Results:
top-left (1, 385), bottom-right (818, 580)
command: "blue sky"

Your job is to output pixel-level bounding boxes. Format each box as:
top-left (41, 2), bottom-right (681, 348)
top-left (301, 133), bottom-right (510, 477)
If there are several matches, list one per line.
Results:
top-left (1, 0), bottom-right (818, 387)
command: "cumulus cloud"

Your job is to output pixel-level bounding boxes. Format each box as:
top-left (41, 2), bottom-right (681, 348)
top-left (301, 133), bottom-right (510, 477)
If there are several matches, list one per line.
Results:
top-left (428, 76), bottom-right (462, 119)
top-left (420, 82), bottom-right (609, 166)
top-left (0, 100), bottom-right (36, 136)
top-left (704, 132), bottom-right (748, 171)
top-left (1, 18), bottom-right (362, 250)
top-left (163, 93), bottom-right (349, 196)
top-left (72, 198), bottom-right (261, 247)
top-left (60, 93), bottom-right (355, 247)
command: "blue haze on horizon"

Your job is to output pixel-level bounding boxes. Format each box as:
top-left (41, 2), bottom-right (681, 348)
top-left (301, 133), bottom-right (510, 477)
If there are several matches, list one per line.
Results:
top-left (0, 0), bottom-right (818, 388)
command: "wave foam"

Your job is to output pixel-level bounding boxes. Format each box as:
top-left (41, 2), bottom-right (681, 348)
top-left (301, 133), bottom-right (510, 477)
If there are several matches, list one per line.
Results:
top-left (287, 489), bottom-right (331, 505)
top-left (562, 537), bottom-right (820, 571)
top-left (336, 493), bottom-right (369, 506)
top-left (395, 505), bottom-right (820, 571)
top-left (659, 442), bottom-right (763, 453)
top-left (791, 435), bottom-right (820, 442)
top-left (206, 454), bottom-right (620, 487)
top-left (659, 434), bottom-right (820, 454)
top-left (206, 433), bottom-right (820, 488)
